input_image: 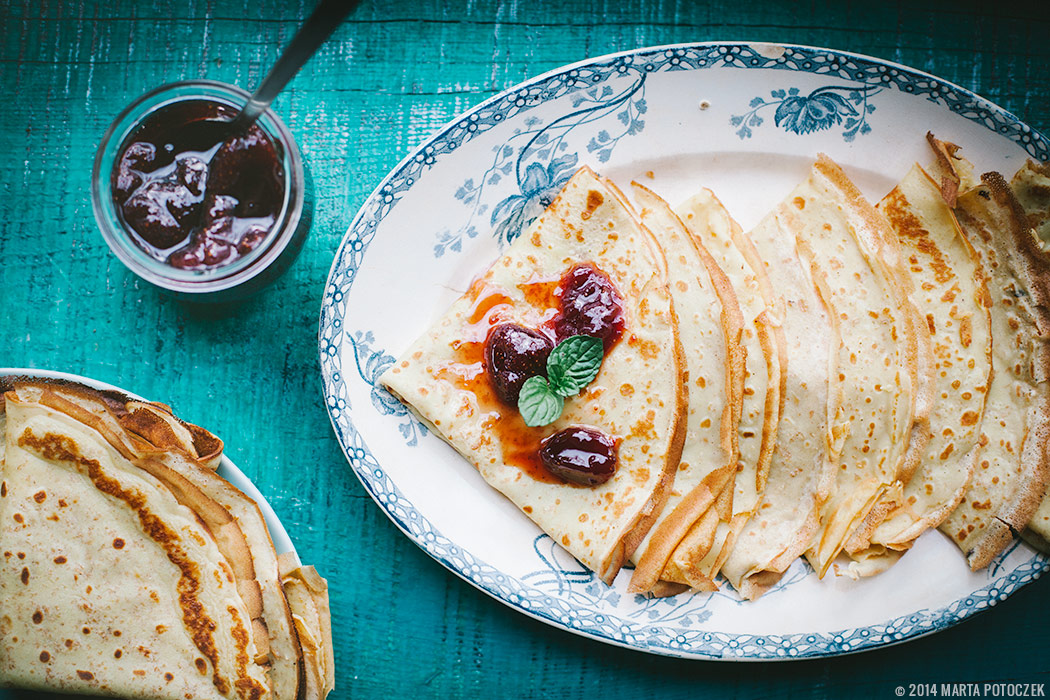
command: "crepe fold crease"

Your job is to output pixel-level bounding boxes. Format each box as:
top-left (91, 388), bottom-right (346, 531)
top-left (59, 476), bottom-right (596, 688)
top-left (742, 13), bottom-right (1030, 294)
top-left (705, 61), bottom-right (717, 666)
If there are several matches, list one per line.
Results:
top-left (0, 379), bottom-right (333, 699)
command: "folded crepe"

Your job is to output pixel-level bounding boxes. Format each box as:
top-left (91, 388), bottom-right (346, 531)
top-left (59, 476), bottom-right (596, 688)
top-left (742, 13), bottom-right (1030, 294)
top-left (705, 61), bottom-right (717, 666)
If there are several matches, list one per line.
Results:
top-left (849, 162), bottom-right (992, 564)
top-left (1009, 159), bottom-right (1050, 250)
top-left (0, 379), bottom-right (333, 699)
top-left (718, 177), bottom-right (839, 600)
top-left (1011, 158), bottom-right (1050, 553)
top-left (625, 183), bottom-right (744, 594)
top-left (669, 189), bottom-right (785, 587)
top-left (930, 143), bottom-right (1050, 569)
top-left (380, 166), bottom-right (687, 585)
top-left (789, 157), bottom-right (931, 577)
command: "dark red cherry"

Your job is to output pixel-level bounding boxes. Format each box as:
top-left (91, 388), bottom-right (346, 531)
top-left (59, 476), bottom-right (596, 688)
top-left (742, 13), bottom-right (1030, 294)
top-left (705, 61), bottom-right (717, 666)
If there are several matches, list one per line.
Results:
top-left (237, 225), bottom-right (269, 255)
top-left (114, 142), bottom-right (155, 200)
top-left (554, 263), bottom-right (625, 350)
top-left (122, 183), bottom-right (189, 249)
top-left (539, 426), bottom-right (618, 486)
top-left (484, 323), bottom-right (554, 405)
top-left (176, 156), bottom-right (208, 196)
top-left (207, 126), bottom-right (283, 217)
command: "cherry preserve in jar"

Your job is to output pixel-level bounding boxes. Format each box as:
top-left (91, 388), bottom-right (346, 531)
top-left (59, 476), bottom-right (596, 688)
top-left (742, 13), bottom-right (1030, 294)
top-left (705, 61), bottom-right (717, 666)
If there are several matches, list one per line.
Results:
top-left (92, 81), bottom-right (309, 301)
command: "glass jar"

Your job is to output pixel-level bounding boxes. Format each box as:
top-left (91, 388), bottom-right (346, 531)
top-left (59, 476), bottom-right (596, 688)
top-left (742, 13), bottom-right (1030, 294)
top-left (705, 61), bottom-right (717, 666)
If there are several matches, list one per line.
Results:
top-left (92, 80), bottom-right (308, 302)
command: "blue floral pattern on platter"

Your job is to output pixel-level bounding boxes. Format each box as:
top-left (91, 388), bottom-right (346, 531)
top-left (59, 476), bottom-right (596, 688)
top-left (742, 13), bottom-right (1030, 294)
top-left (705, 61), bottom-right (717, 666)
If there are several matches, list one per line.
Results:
top-left (319, 43), bottom-right (1050, 659)
top-left (732, 84), bottom-right (881, 140)
top-left (346, 331), bottom-right (427, 446)
top-left (434, 77), bottom-right (647, 256)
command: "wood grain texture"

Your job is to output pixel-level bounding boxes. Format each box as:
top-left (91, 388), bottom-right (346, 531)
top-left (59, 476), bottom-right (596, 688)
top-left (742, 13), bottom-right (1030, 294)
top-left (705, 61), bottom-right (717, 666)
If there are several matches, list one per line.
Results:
top-left (1, 0), bottom-right (1049, 697)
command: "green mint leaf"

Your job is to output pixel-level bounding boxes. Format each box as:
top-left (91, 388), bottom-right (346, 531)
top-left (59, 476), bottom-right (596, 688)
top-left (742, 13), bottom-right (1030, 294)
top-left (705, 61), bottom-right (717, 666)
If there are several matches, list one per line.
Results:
top-left (518, 376), bottom-right (564, 427)
top-left (546, 335), bottom-right (604, 397)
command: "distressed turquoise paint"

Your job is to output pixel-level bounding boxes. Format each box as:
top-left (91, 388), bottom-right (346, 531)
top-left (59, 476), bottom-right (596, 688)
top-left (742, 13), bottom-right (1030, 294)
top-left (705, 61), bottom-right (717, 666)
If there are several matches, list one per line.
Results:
top-left (1, 1), bottom-right (1048, 697)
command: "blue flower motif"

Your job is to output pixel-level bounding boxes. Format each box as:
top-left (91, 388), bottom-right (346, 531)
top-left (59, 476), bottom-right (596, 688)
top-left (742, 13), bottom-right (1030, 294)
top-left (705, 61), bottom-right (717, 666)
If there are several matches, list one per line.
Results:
top-left (434, 74), bottom-right (648, 256)
top-left (490, 153), bottom-right (578, 246)
top-left (774, 89), bottom-right (857, 134)
top-left (731, 84), bottom-right (880, 141)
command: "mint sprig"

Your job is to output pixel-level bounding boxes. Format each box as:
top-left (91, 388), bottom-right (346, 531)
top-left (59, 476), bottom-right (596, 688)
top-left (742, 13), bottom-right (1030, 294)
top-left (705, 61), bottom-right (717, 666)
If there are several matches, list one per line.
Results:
top-left (517, 334), bottom-right (604, 427)
top-left (518, 376), bottom-right (564, 427)
top-left (547, 335), bottom-right (604, 396)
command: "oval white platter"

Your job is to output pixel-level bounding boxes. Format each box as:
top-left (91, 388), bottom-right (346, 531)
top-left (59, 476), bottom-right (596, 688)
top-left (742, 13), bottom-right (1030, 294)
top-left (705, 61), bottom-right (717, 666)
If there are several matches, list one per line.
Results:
top-left (319, 42), bottom-right (1050, 660)
top-left (0, 368), bottom-right (298, 562)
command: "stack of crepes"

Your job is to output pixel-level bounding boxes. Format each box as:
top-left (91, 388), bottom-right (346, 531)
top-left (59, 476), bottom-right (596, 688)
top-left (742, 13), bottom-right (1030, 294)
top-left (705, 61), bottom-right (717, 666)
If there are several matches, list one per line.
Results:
top-left (380, 134), bottom-right (1050, 600)
top-left (0, 378), bottom-right (334, 698)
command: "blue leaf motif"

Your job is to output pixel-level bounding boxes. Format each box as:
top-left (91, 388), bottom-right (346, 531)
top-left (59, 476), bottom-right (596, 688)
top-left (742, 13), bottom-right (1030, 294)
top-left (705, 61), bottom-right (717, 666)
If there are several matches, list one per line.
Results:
top-left (491, 193), bottom-right (525, 226)
top-left (548, 153), bottom-right (578, 181)
top-left (347, 330), bottom-right (427, 445)
top-left (435, 73), bottom-right (646, 255)
top-left (489, 154), bottom-right (579, 245)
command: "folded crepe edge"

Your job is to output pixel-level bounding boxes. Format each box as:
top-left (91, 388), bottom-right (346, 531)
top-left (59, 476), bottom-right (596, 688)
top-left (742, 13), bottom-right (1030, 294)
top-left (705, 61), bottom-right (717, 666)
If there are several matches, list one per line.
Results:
top-left (623, 182), bottom-right (744, 594)
top-left (674, 188), bottom-right (788, 586)
top-left (597, 176), bottom-right (690, 586)
top-left (0, 375), bottom-right (223, 469)
top-left (849, 162), bottom-right (992, 561)
top-left (963, 171), bottom-right (1050, 569)
top-left (278, 553), bottom-right (335, 700)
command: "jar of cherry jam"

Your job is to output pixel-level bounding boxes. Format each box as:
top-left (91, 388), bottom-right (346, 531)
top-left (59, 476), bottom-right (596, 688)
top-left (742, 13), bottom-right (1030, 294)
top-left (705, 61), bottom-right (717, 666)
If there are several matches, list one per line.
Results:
top-left (92, 81), bottom-right (308, 301)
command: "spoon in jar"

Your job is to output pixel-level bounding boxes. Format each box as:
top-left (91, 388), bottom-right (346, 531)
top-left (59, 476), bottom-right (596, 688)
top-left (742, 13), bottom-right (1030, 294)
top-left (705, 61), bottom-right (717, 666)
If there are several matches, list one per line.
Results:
top-left (227, 0), bottom-right (358, 134)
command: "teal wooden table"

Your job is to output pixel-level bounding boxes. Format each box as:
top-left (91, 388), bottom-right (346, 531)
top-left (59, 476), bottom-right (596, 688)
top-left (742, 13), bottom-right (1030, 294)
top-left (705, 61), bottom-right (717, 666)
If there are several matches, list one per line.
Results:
top-left (3, 2), bottom-right (1050, 697)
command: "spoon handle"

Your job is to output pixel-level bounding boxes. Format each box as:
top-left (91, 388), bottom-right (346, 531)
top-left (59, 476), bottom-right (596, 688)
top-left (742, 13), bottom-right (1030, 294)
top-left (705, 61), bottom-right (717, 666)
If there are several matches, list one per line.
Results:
top-left (234, 0), bottom-right (357, 130)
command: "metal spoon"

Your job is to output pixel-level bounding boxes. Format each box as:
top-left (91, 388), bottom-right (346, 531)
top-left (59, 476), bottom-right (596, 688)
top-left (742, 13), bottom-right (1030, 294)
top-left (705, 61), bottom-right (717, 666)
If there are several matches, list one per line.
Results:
top-left (229, 0), bottom-right (358, 134)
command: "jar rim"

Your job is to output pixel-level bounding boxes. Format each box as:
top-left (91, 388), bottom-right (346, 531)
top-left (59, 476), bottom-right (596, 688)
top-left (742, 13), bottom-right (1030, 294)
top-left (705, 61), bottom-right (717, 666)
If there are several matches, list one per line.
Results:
top-left (91, 80), bottom-right (305, 294)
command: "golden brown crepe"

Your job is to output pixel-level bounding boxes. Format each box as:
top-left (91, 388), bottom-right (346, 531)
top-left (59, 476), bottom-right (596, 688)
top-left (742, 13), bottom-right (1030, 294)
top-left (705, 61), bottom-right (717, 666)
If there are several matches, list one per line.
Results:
top-left (380, 166), bottom-right (687, 585)
top-left (787, 157), bottom-right (930, 578)
top-left (0, 379), bottom-right (333, 699)
top-left (1011, 158), bottom-right (1050, 552)
top-left (669, 189), bottom-right (785, 587)
top-left (852, 164), bottom-right (993, 562)
top-left (626, 183), bottom-right (744, 593)
top-left (930, 144), bottom-right (1050, 569)
top-left (718, 179), bottom-right (839, 600)
top-left (378, 143), bottom-right (1049, 598)
top-left (1010, 159), bottom-right (1050, 250)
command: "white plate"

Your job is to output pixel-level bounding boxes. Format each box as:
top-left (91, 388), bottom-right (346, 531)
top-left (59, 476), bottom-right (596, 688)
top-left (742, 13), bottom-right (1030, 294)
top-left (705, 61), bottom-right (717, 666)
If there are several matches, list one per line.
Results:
top-left (319, 42), bottom-right (1050, 660)
top-left (0, 368), bottom-right (298, 563)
